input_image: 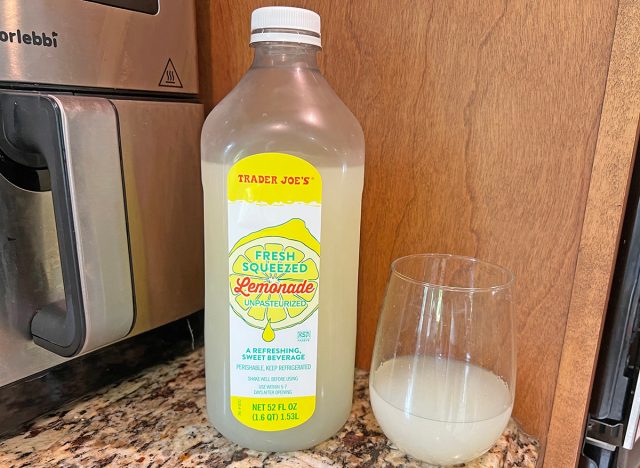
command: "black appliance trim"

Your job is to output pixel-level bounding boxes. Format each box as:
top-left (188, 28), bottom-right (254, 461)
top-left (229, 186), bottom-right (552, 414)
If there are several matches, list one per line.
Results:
top-left (0, 148), bottom-right (51, 191)
top-left (84, 0), bottom-right (159, 15)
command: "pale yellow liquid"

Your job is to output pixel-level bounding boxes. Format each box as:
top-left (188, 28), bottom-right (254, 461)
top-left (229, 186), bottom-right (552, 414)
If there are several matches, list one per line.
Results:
top-left (201, 41), bottom-right (364, 450)
top-left (203, 161), bottom-right (364, 451)
top-left (370, 355), bottom-right (513, 465)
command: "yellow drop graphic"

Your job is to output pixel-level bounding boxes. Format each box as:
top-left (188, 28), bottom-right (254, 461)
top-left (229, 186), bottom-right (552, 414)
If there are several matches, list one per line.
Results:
top-left (262, 321), bottom-right (275, 342)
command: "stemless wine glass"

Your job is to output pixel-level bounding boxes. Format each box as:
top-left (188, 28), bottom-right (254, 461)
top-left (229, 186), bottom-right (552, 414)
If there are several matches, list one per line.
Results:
top-left (370, 254), bottom-right (516, 466)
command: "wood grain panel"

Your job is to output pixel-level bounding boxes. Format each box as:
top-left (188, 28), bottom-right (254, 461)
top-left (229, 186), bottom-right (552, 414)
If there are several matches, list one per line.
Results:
top-left (545, 1), bottom-right (640, 465)
top-left (198, 1), bottom-right (618, 445)
top-left (196, 0), bottom-right (213, 111)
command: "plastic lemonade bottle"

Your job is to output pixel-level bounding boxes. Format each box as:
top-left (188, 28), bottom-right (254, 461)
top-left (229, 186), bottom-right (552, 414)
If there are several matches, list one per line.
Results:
top-left (201, 7), bottom-right (365, 451)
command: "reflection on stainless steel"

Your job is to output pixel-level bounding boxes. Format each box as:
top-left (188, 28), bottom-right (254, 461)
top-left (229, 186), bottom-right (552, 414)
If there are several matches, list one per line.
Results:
top-left (0, 174), bottom-right (67, 384)
top-left (52, 95), bottom-right (134, 353)
top-left (2, 0), bottom-right (22, 79)
top-left (0, 0), bottom-right (197, 94)
top-left (113, 100), bottom-right (204, 335)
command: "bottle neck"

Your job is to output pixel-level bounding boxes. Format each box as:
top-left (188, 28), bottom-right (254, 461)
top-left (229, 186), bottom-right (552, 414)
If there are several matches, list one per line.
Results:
top-left (250, 43), bottom-right (320, 70)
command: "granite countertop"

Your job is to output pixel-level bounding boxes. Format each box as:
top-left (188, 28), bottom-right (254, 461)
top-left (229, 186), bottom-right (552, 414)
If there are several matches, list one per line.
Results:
top-left (0, 348), bottom-right (539, 467)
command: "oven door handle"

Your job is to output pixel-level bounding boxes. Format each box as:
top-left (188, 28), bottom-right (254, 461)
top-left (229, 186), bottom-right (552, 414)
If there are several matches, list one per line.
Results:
top-left (0, 92), bottom-right (134, 357)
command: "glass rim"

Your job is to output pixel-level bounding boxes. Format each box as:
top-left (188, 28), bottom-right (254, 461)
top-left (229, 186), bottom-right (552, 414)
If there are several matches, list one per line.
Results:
top-left (391, 253), bottom-right (515, 292)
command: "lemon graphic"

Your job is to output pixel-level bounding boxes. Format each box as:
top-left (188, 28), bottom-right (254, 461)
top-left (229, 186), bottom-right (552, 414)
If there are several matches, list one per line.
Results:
top-left (229, 219), bottom-right (320, 341)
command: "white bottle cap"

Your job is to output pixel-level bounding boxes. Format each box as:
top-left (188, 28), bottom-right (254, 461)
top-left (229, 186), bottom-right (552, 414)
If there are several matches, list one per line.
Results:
top-left (250, 7), bottom-right (321, 48)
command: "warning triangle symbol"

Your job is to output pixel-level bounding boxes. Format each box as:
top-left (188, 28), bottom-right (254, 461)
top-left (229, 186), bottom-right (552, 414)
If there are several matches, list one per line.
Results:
top-left (159, 58), bottom-right (183, 88)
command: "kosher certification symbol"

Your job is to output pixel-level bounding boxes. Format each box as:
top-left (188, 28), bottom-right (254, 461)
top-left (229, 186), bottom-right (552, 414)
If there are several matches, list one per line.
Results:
top-left (159, 58), bottom-right (183, 88)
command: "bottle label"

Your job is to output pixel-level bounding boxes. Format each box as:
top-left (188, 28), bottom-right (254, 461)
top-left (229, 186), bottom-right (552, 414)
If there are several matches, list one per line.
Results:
top-left (227, 152), bottom-right (321, 431)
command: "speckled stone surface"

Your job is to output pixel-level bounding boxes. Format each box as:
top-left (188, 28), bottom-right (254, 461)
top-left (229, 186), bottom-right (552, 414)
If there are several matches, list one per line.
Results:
top-left (0, 348), bottom-right (539, 467)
